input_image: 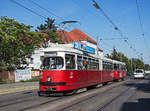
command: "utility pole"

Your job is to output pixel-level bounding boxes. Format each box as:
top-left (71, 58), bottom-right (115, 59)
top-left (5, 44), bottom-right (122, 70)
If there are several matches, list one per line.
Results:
top-left (131, 59), bottom-right (133, 72)
top-left (96, 36), bottom-right (99, 55)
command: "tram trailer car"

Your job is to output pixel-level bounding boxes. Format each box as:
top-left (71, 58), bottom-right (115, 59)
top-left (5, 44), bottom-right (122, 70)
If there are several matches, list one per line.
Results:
top-left (39, 46), bottom-right (126, 95)
top-left (113, 60), bottom-right (126, 81)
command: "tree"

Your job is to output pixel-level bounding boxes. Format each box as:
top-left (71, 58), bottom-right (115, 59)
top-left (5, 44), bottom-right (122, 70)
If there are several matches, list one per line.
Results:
top-left (36, 17), bottom-right (57, 32)
top-left (144, 64), bottom-right (150, 70)
top-left (35, 17), bottom-right (62, 44)
top-left (105, 46), bottom-right (146, 72)
top-left (105, 47), bottom-right (120, 61)
top-left (105, 48), bottom-right (132, 71)
top-left (0, 16), bottom-right (42, 70)
top-left (131, 58), bottom-right (144, 71)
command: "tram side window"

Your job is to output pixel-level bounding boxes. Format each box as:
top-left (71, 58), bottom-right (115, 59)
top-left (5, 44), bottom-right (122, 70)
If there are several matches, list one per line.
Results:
top-left (88, 59), bottom-right (99, 71)
top-left (114, 64), bottom-right (119, 70)
top-left (77, 56), bottom-right (83, 70)
top-left (102, 61), bottom-right (113, 70)
top-left (65, 54), bottom-right (75, 70)
top-left (95, 60), bottom-right (99, 71)
top-left (88, 58), bottom-right (92, 70)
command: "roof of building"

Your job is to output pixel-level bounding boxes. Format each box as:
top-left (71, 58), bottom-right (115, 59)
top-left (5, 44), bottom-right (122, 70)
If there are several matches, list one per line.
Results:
top-left (57, 28), bottom-right (97, 44)
top-left (41, 28), bottom-right (102, 51)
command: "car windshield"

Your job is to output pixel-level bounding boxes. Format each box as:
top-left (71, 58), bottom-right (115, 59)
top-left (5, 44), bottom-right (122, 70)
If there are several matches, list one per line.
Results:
top-left (41, 57), bottom-right (64, 70)
top-left (135, 70), bottom-right (143, 73)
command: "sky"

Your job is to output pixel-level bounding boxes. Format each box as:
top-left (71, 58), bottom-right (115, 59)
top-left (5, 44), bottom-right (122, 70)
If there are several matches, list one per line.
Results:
top-left (0, 0), bottom-right (150, 64)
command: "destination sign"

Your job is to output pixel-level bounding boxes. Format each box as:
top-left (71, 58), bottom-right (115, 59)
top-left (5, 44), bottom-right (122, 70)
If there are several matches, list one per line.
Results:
top-left (73, 41), bottom-right (95, 54)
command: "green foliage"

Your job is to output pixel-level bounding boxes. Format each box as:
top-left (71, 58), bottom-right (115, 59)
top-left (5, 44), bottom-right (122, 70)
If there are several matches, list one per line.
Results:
top-left (0, 16), bottom-right (42, 70)
top-left (36, 17), bottom-right (57, 32)
top-left (131, 58), bottom-right (144, 71)
top-left (144, 64), bottom-right (150, 70)
top-left (36, 17), bottom-right (63, 44)
top-left (105, 47), bottom-right (145, 72)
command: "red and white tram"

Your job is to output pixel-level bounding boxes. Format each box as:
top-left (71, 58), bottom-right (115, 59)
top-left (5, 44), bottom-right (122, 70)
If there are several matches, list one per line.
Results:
top-left (39, 43), bottom-right (126, 95)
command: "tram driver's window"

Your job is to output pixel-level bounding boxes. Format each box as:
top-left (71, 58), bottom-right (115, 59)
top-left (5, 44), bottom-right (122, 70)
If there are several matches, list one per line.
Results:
top-left (65, 54), bottom-right (75, 69)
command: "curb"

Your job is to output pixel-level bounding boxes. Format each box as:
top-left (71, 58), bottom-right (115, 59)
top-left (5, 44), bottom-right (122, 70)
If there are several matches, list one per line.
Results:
top-left (0, 86), bottom-right (38, 95)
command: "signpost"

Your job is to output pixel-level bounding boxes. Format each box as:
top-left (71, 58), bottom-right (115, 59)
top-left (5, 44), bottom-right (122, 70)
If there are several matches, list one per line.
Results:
top-left (15, 69), bottom-right (31, 82)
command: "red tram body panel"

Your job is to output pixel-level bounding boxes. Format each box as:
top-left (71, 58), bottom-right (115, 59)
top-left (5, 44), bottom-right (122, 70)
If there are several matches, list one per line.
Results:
top-left (40, 70), bottom-right (105, 92)
top-left (39, 42), bottom-right (127, 95)
top-left (113, 70), bottom-right (120, 80)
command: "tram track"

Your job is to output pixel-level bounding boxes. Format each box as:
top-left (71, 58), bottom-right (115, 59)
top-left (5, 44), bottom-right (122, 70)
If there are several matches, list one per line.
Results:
top-left (0, 90), bottom-right (37, 104)
top-left (14, 80), bottom-right (129, 111)
top-left (56, 80), bottom-right (132, 111)
top-left (96, 87), bottom-right (131, 111)
top-left (0, 90), bottom-right (63, 110)
top-left (96, 79), bottom-right (146, 111)
top-left (20, 96), bottom-right (64, 111)
top-left (55, 79), bottom-right (144, 111)
top-left (0, 79), bottom-right (142, 111)
top-left (22, 79), bottom-right (132, 111)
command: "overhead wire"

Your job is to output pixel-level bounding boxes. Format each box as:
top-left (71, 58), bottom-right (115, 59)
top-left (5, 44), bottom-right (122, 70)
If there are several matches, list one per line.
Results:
top-left (72, 0), bottom-right (139, 58)
top-left (92, 0), bottom-right (142, 59)
top-left (136, 0), bottom-right (144, 36)
top-left (10, 0), bottom-right (86, 46)
top-left (10, 0), bottom-right (144, 60)
top-left (28, 0), bottom-right (65, 21)
top-left (71, 0), bottom-right (121, 51)
top-left (10, 0), bottom-right (75, 32)
top-left (99, 37), bottom-right (128, 41)
top-left (136, 0), bottom-right (149, 62)
top-left (28, 0), bottom-right (81, 32)
top-left (10, 0), bottom-right (47, 19)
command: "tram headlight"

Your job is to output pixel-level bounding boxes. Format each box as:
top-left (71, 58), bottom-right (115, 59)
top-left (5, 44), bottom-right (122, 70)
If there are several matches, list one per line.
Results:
top-left (47, 77), bottom-right (51, 82)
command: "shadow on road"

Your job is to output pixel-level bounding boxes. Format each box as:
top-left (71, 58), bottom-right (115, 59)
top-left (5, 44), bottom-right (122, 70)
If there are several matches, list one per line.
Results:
top-left (125, 75), bottom-right (150, 93)
top-left (121, 75), bottom-right (150, 111)
top-left (121, 98), bottom-right (150, 111)
top-left (124, 82), bottom-right (150, 93)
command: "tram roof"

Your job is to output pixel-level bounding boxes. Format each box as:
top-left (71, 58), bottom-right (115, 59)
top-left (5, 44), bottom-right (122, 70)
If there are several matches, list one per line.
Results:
top-left (42, 43), bottom-right (100, 58)
top-left (102, 57), bottom-right (125, 65)
top-left (101, 57), bottom-right (113, 62)
top-left (113, 60), bottom-right (125, 65)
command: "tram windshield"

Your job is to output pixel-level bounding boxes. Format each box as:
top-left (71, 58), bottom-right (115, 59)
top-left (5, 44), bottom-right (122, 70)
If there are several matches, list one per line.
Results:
top-left (41, 57), bottom-right (64, 70)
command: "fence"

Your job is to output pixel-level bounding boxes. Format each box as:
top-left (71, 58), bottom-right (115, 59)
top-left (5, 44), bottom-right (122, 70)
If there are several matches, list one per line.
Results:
top-left (0, 69), bottom-right (40, 82)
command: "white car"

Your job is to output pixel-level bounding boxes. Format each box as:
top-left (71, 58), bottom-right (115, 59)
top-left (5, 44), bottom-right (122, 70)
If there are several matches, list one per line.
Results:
top-left (134, 69), bottom-right (145, 79)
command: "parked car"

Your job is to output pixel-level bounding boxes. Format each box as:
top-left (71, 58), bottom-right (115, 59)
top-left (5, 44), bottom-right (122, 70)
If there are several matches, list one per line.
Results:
top-left (134, 69), bottom-right (145, 79)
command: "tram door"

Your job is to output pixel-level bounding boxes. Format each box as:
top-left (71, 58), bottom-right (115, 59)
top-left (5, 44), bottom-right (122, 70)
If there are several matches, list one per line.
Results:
top-left (77, 56), bottom-right (88, 86)
top-left (65, 54), bottom-right (76, 85)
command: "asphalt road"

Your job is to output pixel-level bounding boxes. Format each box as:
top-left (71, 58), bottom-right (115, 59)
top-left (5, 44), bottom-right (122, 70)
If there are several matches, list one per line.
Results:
top-left (0, 75), bottom-right (150, 111)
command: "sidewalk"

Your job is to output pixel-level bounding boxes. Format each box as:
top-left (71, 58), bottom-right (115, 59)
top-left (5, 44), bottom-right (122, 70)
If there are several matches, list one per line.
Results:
top-left (0, 82), bottom-right (39, 95)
